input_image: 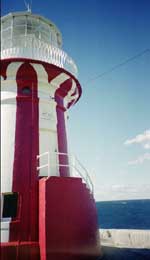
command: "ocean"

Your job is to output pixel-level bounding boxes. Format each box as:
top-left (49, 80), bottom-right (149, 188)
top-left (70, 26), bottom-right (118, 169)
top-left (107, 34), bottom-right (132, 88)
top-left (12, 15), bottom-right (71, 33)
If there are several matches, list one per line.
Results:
top-left (96, 199), bottom-right (150, 260)
top-left (96, 199), bottom-right (150, 229)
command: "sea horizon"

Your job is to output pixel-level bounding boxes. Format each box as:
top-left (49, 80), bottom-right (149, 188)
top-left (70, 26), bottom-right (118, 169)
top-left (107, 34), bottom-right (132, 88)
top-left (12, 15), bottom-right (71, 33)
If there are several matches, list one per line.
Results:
top-left (96, 198), bottom-right (150, 202)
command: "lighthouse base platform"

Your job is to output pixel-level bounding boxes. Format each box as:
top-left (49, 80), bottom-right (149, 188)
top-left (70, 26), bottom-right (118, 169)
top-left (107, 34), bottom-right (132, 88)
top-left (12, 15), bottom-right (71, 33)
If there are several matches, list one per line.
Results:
top-left (1, 242), bottom-right (40, 260)
top-left (1, 243), bottom-right (150, 260)
top-left (1, 242), bottom-right (99, 260)
top-left (1, 177), bottom-right (101, 260)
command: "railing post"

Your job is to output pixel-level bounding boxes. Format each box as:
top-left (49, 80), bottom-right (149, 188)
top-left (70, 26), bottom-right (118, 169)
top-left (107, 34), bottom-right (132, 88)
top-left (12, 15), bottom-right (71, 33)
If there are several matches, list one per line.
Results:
top-left (72, 155), bottom-right (76, 176)
top-left (47, 152), bottom-right (50, 177)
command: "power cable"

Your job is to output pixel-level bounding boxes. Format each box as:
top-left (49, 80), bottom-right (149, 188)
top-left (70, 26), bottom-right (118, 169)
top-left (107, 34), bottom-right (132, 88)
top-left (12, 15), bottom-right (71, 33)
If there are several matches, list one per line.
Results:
top-left (85, 48), bottom-right (150, 84)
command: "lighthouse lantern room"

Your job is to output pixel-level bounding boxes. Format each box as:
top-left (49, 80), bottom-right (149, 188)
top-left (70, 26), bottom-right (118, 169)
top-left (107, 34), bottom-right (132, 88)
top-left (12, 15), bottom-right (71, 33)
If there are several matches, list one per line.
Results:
top-left (1, 11), bottom-right (101, 260)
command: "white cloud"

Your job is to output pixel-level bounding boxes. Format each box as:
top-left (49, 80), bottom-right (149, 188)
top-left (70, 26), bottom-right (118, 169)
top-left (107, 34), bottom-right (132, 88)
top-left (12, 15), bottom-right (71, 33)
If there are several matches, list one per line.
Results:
top-left (94, 184), bottom-right (150, 201)
top-left (124, 129), bottom-right (150, 166)
top-left (128, 153), bottom-right (150, 165)
top-left (144, 143), bottom-right (150, 149)
top-left (124, 129), bottom-right (150, 149)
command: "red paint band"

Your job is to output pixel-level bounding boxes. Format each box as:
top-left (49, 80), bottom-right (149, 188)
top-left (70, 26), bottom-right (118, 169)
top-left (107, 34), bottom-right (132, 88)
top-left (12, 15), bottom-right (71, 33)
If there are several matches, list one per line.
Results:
top-left (10, 63), bottom-right (39, 242)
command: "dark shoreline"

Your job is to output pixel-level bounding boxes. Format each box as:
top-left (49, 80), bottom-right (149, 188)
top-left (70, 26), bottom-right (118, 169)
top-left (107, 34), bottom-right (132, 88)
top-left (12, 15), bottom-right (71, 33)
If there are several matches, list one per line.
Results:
top-left (98, 246), bottom-right (150, 260)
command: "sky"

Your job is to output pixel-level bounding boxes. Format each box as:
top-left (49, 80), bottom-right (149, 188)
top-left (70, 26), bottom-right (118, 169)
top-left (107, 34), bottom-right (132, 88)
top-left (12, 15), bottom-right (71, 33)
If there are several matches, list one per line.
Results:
top-left (1, 0), bottom-right (150, 201)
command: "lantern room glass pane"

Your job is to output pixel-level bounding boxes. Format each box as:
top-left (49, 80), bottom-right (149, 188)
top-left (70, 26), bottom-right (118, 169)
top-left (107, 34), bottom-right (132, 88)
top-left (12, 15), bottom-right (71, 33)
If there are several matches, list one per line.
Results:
top-left (1, 18), bottom-right (11, 30)
top-left (26, 17), bottom-right (32, 27)
top-left (13, 16), bottom-right (26, 26)
top-left (40, 31), bottom-right (50, 43)
top-left (40, 21), bottom-right (50, 34)
top-left (27, 25), bottom-right (34, 34)
top-left (27, 16), bottom-right (39, 27)
top-left (13, 25), bottom-right (26, 36)
top-left (2, 28), bottom-right (11, 39)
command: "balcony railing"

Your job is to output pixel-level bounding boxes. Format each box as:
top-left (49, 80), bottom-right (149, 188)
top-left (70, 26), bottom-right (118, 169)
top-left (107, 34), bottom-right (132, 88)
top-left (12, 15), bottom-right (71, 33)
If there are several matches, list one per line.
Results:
top-left (37, 151), bottom-right (94, 194)
top-left (1, 35), bottom-right (78, 77)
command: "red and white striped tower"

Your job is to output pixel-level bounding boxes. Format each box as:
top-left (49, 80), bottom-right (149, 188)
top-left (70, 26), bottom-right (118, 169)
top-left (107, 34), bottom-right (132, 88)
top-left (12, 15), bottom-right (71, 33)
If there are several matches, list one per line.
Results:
top-left (1, 11), bottom-right (101, 260)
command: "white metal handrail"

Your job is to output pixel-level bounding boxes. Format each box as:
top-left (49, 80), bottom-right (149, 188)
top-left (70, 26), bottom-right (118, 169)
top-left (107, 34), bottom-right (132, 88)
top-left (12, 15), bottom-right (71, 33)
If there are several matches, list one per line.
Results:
top-left (37, 151), bottom-right (50, 176)
top-left (73, 155), bottom-right (93, 191)
top-left (1, 35), bottom-right (78, 77)
top-left (36, 151), bottom-right (94, 194)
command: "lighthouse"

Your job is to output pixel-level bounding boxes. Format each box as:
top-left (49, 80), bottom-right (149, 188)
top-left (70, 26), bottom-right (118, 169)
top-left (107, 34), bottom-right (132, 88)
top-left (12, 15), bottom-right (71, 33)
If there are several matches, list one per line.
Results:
top-left (1, 10), bottom-right (101, 259)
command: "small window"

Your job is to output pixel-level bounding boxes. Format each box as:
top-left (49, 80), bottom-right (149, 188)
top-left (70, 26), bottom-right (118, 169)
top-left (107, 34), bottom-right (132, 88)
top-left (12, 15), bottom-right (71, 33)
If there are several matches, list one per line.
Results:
top-left (22, 86), bottom-right (31, 95)
top-left (2, 193), bottom-right (18, 218)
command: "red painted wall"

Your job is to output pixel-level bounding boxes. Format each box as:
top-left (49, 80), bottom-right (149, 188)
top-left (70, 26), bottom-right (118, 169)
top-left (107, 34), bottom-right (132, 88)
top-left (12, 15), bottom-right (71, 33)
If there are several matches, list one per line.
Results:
top-left (39, 177), bottom-right (101, 260)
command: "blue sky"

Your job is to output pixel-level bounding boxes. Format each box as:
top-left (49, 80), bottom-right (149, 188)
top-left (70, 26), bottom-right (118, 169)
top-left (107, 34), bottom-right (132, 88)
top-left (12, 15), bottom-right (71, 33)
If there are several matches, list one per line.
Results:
top-left (1, 0), bottom-right (150, 200)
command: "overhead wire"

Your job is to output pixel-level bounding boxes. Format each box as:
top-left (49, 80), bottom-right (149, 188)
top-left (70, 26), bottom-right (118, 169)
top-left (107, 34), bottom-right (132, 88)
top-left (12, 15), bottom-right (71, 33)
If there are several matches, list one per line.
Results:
top-left (85, 48), bottom-right (150, 84)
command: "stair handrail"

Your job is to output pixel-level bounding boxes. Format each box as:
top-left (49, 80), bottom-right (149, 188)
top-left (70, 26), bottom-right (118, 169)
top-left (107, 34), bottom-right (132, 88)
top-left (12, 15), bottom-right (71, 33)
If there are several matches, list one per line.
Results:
top-left (73, 155), bottom-right (94, 193)
top-left (36, 151), bottom-right (94, 194)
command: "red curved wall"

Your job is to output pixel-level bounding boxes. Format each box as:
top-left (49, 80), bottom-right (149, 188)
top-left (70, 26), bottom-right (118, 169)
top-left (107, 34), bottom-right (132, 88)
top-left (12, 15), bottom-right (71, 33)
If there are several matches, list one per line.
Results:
top-left (39, 177), bottom-right (101, 260)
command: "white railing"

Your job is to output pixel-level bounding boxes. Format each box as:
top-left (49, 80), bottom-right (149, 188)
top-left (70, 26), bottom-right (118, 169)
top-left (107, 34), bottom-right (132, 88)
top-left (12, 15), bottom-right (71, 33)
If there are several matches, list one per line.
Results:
top-left (37, 151), bottom-right (94, 194)
top-left (37, 151), bottom-right (50, 176)
top-left (1, 35), bottom-right (78, 77)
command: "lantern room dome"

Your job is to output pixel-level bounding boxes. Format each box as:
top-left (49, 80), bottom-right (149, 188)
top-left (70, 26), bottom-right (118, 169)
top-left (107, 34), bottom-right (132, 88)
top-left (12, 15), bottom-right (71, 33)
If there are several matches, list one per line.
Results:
top-left (1, 11), bottom-right (62, 47)
top-left (1, 11), bottom-right (78, 77)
